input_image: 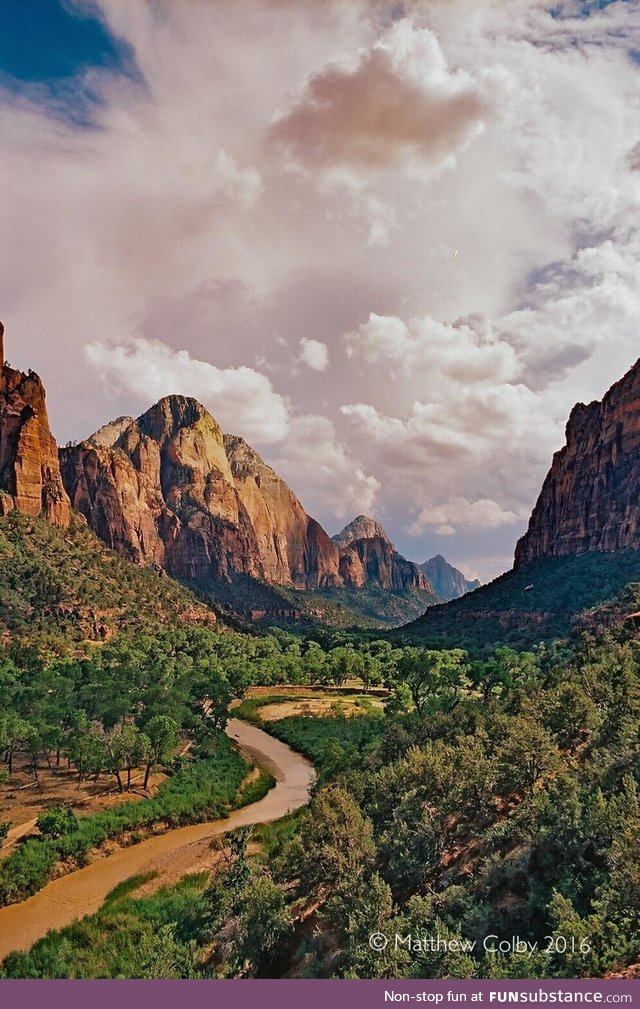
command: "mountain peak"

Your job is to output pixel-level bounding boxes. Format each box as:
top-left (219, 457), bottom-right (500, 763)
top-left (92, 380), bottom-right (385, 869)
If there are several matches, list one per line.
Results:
top-left (332, 515), bottom-right (390, 548)
top-left (421, 555), bottom-right (480, 601)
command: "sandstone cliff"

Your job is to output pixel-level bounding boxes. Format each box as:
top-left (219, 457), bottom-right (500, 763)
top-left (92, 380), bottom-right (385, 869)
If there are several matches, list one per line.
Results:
top-left (62, 396), bottom-right (345, 589)
top-left (61, 402), bottom-right (435, 601)
top-left (421, 554), bottom-right (480, 601)
top-left (515, 357), bottom-right (640, 566)
top-left (0, 324), bottom-right (70, 527)
top-left (332, 515), bottom-right (432, 592)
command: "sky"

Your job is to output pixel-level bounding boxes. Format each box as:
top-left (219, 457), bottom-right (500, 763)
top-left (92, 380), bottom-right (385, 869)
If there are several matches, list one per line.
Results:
top-left (1, 0), bottom-right (639, 581)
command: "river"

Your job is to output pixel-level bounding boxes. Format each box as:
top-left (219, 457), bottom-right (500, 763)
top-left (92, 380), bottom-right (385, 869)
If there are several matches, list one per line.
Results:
top-left (0, 718), bottom-right (315, 962)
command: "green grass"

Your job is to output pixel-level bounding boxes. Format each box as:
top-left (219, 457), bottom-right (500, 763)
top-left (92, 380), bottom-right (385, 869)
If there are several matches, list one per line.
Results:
top-left (1, 873), bottom-right (209, 978)
top-left (0, 734), bottom-right (249, 907)
top-left (233, 693), bottom-right (299, 724)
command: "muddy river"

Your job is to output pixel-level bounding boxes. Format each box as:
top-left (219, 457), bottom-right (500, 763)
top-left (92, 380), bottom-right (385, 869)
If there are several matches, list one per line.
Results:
top-left (0, 718), bottom-right (315, 962)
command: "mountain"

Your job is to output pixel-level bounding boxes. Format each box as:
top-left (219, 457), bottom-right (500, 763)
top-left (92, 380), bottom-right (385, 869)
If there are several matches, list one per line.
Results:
top-left (332, 515), bottom-right (431, 592)
top-left (515, 357), bottom-right (640, 565)
top-left (61, 396), bottom-right (341, 589)
top-left (60, 402), bottom-right (436, 625)
top-left (0, 324), bottom-right (70, 528)
top-left (420, 554), bottom-right (480, 601)
top-left (406, 357), bottom-right (640, 648)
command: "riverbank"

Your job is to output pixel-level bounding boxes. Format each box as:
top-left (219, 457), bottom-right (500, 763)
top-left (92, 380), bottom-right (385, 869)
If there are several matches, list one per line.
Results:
top-left (0, 719), bottom-right (315, 962)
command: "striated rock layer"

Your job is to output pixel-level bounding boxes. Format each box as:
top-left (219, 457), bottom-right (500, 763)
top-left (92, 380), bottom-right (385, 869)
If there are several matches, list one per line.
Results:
top-left (332, 515), bottom-right (431, 591)
top-left (515, 357), bottom-right (640, 567)
top-left (0, 325), bottom-right (70, 527)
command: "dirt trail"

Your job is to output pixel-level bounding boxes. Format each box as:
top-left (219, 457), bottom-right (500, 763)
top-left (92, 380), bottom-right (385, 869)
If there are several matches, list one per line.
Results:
top-left (0, 718), bottom-right (315, 962)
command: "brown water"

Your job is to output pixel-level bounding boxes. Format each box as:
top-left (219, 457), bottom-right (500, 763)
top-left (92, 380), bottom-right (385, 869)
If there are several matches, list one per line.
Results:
top-left (0, 718), bottom-right (315, 962)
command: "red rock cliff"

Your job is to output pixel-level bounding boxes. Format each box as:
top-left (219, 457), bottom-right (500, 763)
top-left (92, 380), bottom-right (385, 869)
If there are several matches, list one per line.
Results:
top-left (0, 325), bottom-right (70, 527)
top-left (515, 357), bottom-right (640, 567)
top-left (61, 396), bottom-right (344, 588)
top-left (333, 515), bottom-right (432, 591)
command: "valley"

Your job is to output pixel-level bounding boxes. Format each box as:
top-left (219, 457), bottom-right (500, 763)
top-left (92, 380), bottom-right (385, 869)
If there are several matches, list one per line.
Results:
top-left (0, 344), bottom-right (639, 980)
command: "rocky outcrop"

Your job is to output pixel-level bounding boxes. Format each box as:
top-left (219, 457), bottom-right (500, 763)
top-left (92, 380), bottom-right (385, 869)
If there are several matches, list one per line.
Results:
top-left (515, 358), bottom-right (640, 566)
top-left (421, 554), bottom-right (480, 601)
top-left (61, 404), bottom-right (435, 599)
top-left (332, 515), bottom-right (432, 592)
top-left (0, 324), bottom-right (70, 527)
top-left (62, 397), bottom-right (344, 589)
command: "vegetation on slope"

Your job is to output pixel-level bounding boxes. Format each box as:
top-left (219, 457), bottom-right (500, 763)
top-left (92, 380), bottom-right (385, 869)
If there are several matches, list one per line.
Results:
top-left (403, 549), bottom-right (640, 650)
top-left (195, 573), bottom-right (437, 630)
top-left (0, 513), bottom-right (218, 644)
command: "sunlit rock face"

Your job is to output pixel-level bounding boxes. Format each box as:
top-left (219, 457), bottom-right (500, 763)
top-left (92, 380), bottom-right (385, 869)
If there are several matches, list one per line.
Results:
top-left (0, 325), bottom-right (70, 527)
top-left (61, 395), bottom-right (342, 588)
top-left (515, 358), bottom-right (640, 567)
top-left (333, 515), bottom-right (433, 592)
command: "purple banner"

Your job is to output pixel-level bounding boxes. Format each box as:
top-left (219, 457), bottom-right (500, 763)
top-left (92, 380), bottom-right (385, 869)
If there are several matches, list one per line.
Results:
top-left (0, 979), bottom-right (639, 1007)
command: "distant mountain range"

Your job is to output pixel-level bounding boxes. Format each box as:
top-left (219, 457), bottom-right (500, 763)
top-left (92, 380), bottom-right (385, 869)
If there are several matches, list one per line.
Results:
top-left (420, 554), bottom-right (480, 601)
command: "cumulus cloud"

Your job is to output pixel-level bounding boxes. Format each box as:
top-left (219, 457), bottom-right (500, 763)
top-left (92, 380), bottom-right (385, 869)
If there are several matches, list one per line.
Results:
top-left (269, 19), bottom-right (486, 178)
top-left (85, 339), bottom-right (290, 444)
top-left (346, 312), bottom-right (521, 386)
top-left (299, 338), bottom-right (329, 371)
top-left (410, 497), bottom-right (525, 537)
top-left (268, 414), bottom-right (380, 521)
top-left (2, 0), bottom-right (640, 580)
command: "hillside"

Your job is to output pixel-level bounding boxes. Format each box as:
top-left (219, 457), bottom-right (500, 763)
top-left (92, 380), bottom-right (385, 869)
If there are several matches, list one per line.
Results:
top-left (403, 548), bottom-right (640, 650)
top-left (0, 512), bottom-right (218, 644)
top-left (409, 357), bottom-right (640, 649)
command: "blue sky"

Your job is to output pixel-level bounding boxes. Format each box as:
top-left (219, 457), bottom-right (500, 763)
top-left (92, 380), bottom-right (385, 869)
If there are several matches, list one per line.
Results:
top-left (0, 0), bottom-right (136, 123)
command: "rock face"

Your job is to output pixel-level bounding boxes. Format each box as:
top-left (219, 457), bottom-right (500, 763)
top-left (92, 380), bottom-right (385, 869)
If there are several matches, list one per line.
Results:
top-left (62, 398), bottom-right (395, 591)
top-left (332, 515), bottom-right (432, 592)
top-left (224, 434), bottom-right (341, 588)
top-left (0, 325), bottom-right (70, 527)
top-left (420, 555), bottom-right (480, 601)
top-left (515, 358), bottom-right (640, 567)
top-left (61, 402), bottom-right (435, 598)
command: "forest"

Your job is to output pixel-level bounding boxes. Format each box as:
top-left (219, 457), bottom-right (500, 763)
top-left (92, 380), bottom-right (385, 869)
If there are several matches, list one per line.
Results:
top-left (1, 603), bottom-right (639, 979)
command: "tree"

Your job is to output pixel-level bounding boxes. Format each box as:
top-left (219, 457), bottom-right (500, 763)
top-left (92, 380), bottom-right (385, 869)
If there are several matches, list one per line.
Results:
top-left (295, 786), bottom-right (375, 891)
top-left (396, 648), bottom-right (467, 717)
top-left (495, 716), bottom-right (561, 794)
top-left (142, 715), bottom-right (179, 789)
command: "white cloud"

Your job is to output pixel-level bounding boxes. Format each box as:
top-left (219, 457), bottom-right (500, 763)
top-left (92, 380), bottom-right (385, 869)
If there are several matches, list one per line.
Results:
top-left (299, 338), bottom-right (329, 372)
top-left (2, 0), bottom-right (640, 582)
top-left (85, 338), bottom-right (290, 444)
top-left (410, 497), bottom-right (525, 537)
top-left (269, 414), bottom-right (380, 522)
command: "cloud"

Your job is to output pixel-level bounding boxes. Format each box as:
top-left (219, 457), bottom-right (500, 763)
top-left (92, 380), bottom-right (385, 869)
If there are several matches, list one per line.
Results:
top-left (268, 414), bottom-right (380, 522)
top-left (2, 0), bottom-right (640, 583)
top-left (410, 497), bottom-right (525, 537)
top-left (299, 337), bottom-right (329, 371)
top-left (346, 312), bottom-right (521, 386)
top-left (85, 338), bottom-right (290, 444)
top-left (269, 18), bottom-right (486, 178)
